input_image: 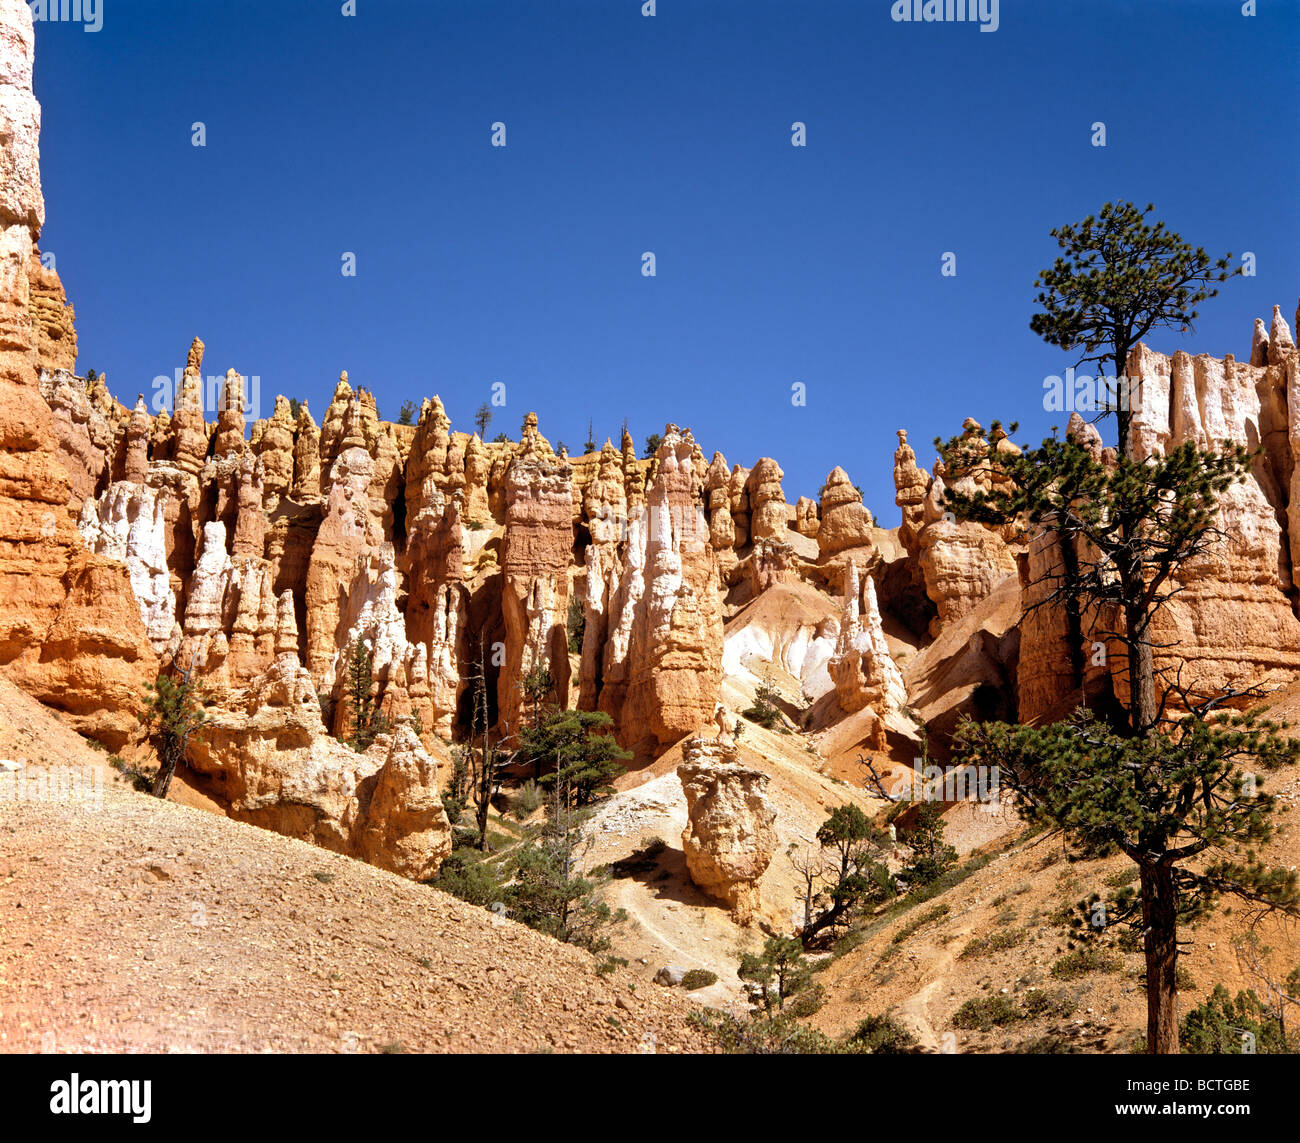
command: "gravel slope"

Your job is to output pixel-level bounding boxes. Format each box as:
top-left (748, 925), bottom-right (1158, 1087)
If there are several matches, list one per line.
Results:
top-left (0, 679), bottom-right (712, 1054)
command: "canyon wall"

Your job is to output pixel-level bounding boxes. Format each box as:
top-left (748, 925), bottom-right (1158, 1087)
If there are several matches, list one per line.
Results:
top-left (0, 0), bottom-right (155, 749)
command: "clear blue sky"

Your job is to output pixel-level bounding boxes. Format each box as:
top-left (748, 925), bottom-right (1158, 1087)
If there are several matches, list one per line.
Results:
top-left (30, 0), bottom-right (1300, 522)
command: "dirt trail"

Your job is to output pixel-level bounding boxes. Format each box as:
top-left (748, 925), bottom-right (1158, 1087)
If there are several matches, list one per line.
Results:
top-left (894, 928), bottom-right (969, 1052)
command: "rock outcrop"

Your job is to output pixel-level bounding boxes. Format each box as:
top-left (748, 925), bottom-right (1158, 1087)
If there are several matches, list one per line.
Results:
top-left (894, 422), bottom-right (1021, 636)
top-left (13, 2), bottom-right (1300, 907)
top-left (498, 415), bottom-right (573, 735)
top-left (1016, 308), bottom-right (1300, 722)
top-left (1122, 319), bottom-right (1300, 705)
top-left (0, 0), bottom-right (156, 747)
top-left (595, 427), bottom-right (724, 754)
top-left (745, 458), bottom-right (787, 544)
top-left (27, 245), bottom-right (76, 374)
top-left (678, 735), bottom-right (777, 924)
top-left (817, 466), bottom-right (872, 558)
top-left (827, 563), bottom-right (906, 744)
top-left (77, 480), bottom-right (177, 654)
top-left (187, 656), bottom-right (452, 879)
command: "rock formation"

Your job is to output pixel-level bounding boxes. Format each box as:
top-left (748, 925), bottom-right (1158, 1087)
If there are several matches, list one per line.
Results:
top-left (27, 245), bottom-right (76, 374)
top-left (1122, 319), bottom-right (1300, 704)
top-left (745, 457), bottom-right (788, 543)
top-left (498, 414), bottom-right (573, 735)
top-left (594, 427), bottom-right (724, 754)
top-left (817, 465), bottom-right (873, 558)
top-left (10, 8), bottom-right (1300, 902)
top-left (893, 422), bottom-right (1021, 636)
top-left (678, 735), bottom-right (777, 924)
top-left (188, 656), bottom-right (452, 879)
top-left (0, 0), bottom-right (156, 747)
top-left (77, 480), bottom-right (177, 654)
top-left (827, 562), bottom-right (906, 744)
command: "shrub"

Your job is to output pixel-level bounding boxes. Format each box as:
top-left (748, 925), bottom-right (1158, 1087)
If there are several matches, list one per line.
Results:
top-left (892, 903), bottom-right (950, 944)
top-left (1020, 988), bottom-right (1077, 1019)
top-left (785, 981), bottom-right (826, 1019)
top-left (846, 1013), bottom-right (921, 1054)
top-left (743, 684), bottom-right (783, 730)
top-left (952, 995), bottom-right (1022, 1031)
top-left (1181, 985), bottom-right (1292, 1054)
top-left (960, 928), bottom-right (1026, 959)
top-left (1051, 947), bottom-right (1123, 980)
top-left (690, 1010), bottom-right (839, 1055)
top-left (431, 849), bottom-right (506, 906)
top-left (108, 755), bottom-right (153, 793)
top-left (512, 780), bottom-right (544, 820)
top-left (682, 969), bottom-right (719, 991)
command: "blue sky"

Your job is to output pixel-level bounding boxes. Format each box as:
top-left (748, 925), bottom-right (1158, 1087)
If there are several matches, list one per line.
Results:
top-left (30, 0), bottom-right (1300, 522)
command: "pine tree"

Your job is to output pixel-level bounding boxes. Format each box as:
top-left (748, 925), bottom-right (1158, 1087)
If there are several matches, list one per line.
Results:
top-left (1028, 200), bottom-right (1235, 458)
top-left (521, 708), bottom-right (630, 810)
top-left (898, 802), bottom-right (958, 887)
top-left (799, 803), bottom-right (893, 944)
top-left (344, 638), bottom-right (388, 752)
top-left (954, 707), bottom-right (1300, 1053)
top-left (506, 797), bottom-right (623, 954)
top-left (142, 666), bottom-right (206, 799)
top-left (940, 205), bottom-right (1280, 1054)
top-left (465, 640), bottom-right (512, 850)
top-left (739, 936), bottom-right (815, 1015)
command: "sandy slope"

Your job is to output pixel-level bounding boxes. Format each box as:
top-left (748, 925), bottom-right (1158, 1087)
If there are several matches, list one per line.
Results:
top-left (0, 679), bottom-right (711, 1054)
top-left (808, 766), bottom-right (1300, 1053)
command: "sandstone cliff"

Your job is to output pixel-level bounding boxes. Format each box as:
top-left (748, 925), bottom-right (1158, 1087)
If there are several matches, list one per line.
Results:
top-left (0, 0), bottom-right (156, 748)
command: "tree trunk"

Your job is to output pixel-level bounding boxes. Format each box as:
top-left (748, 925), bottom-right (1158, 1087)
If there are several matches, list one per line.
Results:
top-left (1121, 573), bottom-right (1158, 735)
top-left (1139, 860), bottom-right (1179, 1054)
top-left (1059, 531), bottom-right (1085, 693)
top-left (152, 733), bottom-right (182, 799)
top-left (1114, 347), bottom-right (1132, 461)
top-left (151, 752), bottom-right (176, 799)
top-left (1124, 607), bottom-right (1158, 735)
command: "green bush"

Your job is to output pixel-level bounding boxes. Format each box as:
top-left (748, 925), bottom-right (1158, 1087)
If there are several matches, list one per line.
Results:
top-left (108, 755), bottom-right (154, 793)
top-left (952, 995), bottom-right (1022, 1031)
top-left (743, 684), bottom-right (783, 730)
top-left (846, 1013), bottom-right (921, 1054)
top-left (891, 903), bottom-right (950, 944)
top-left (690, 1010), bottom-right (839, 1055)
top-left (1020, 988), bottom-right (1077, 1020)
top-left (1181, 985), bottom-right (1292, 1054)
top-left (682, 969), bottom-right (719, 991)
top-left (431, 849), bottom-right (506, 906)
top-left (512, 780), bottom-right (544, 820)
top-left (959, 928), bottom-right (1026, 959)
top-left (567, 597), bottom-right (585, 654)
top-left (1051, 947), bottom-right (1123, 980)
